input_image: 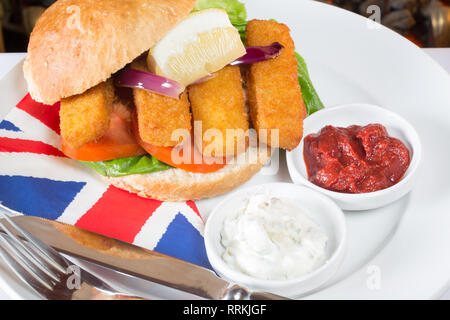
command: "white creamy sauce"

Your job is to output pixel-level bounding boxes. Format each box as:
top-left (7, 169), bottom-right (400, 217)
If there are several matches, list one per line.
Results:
top-left (220, 195), bottom-right (328, 280)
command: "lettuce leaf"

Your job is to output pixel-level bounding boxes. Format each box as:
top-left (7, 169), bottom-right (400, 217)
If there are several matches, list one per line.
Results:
top-left (295, 52), bottom-right (325, 115)
top-left (194, 0), bottom-right (246, 25)
top-left (80, 155), bottom-right (172, 177)
top-left (193, 0), bottom-right (247, 41)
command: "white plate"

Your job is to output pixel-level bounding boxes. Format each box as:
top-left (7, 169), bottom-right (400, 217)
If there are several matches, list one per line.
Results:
top-left (0, 0), bottom-right (449, 299)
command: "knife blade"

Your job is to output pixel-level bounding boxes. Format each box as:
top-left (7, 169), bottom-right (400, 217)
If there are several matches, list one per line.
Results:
top-left (4, 215), bottom-right (287, 300)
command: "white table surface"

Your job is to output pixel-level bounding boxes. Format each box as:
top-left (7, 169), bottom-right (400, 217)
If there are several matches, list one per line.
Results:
top-left (0, 49), bottom-right (449, 300)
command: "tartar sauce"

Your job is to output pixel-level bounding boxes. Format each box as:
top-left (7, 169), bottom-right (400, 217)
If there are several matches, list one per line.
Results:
top-left (220, 195), bottom-right (328, 280)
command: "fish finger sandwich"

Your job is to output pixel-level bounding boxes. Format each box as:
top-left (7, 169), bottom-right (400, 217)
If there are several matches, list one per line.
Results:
top-left (23, 0), bottom-right (318, 201)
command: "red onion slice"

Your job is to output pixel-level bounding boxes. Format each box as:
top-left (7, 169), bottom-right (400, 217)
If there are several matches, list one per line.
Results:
top-left (116, 42), bottom-right (283, 95)
top-left (115, 69), bottom-right (184, 99)
top-left (230, 42), bottom-right (284, 66)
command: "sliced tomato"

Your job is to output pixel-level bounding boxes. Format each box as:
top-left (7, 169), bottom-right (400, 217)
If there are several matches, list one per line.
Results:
top-left (131, 113), bottom-right (226, 173)
top-left (62, 111), bottom-right (146, 161)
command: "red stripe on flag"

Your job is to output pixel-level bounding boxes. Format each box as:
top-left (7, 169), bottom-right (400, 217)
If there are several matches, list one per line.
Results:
top-left (0, 137), bottom-right (66, 157)
top-left (186, 200), bottom-right (203, 222)
top-left (75, 186), bottom-right (163, 243)
top-left (16, 94), bottom-right (61, 134)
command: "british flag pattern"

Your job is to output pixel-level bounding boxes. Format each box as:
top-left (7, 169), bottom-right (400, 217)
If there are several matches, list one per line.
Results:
top-left (0, 94), bottom-right (211, 269)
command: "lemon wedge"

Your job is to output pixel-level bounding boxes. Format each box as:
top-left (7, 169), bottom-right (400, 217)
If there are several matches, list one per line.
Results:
top-left (147, 8), bottom-right (246, 86)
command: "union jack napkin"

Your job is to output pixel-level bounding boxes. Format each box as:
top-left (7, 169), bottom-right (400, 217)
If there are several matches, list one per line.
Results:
top-left (0, 94), bottom-right (211, 269)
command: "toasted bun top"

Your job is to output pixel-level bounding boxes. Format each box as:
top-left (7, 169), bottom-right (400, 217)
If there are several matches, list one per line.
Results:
top-left (23, 0), bottom-right (197, 105)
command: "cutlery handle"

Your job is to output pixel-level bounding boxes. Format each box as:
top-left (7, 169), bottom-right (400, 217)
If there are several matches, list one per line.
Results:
top-left (91, 293), bottom-right (148, 300)
top-left (221, 284), bottom-right (290, 300)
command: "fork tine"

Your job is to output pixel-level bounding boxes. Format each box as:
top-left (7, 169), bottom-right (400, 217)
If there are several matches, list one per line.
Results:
top-left (0, 243), bottom-right (47, 299)
top-left (0, 212), bottom-right (68, 274)
top-left (0, 221), bottom-right (61, 282)
top-left (0, 233), bottom-right (54, 291)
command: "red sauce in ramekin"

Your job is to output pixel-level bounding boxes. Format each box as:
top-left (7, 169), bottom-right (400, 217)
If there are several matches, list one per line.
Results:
top-left (303, 124), bottom-right (411, 194)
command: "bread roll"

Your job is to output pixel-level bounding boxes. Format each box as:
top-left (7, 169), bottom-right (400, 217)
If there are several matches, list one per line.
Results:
top-left (24, 0), bottom-right (197, 105)
top-left (109, 145), bottom-right (272, 202)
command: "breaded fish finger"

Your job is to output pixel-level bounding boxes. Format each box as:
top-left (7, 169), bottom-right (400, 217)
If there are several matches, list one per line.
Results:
top-left (132, 60), bottom-right (191, 147)
top-left (188, 65), bottom-right (249, 157)
top-left (246, 19), bottom-right (306, 151)
top-left (60, 80), bottom-right (114, 149)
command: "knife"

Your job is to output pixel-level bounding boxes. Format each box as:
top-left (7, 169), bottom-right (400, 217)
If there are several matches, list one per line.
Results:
top-left (3, 215), bottom-right (287, 300)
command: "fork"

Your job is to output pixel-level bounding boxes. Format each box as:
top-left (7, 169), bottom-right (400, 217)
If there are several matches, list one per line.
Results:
top-left (0, 211), bottom-right (147, 300)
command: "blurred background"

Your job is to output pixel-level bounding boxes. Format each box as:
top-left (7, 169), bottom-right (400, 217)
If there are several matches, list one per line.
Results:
top-left (0, 0), bottom-right (448, 52)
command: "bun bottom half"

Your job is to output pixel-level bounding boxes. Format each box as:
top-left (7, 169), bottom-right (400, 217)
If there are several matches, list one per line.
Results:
top-left (108, 146), bottom-right (272, 202)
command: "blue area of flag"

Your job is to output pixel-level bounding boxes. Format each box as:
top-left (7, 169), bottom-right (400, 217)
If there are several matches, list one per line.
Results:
top-left (154, 213), bottom-right (213, 270)
top-left (0, 175), bottom-right (85, 220)
top-left (0, 120), bottom-right (21, 132)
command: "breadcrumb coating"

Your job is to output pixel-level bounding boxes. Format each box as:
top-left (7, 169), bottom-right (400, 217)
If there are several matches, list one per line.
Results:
top-left (132, 60), bottom-right (192, 147)
top-left (60, 80), bottom-right (114, 149)
top-left (189, 65), bottom-right (249, 157)
top-left (246, 19), bottom-right (306, 151)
